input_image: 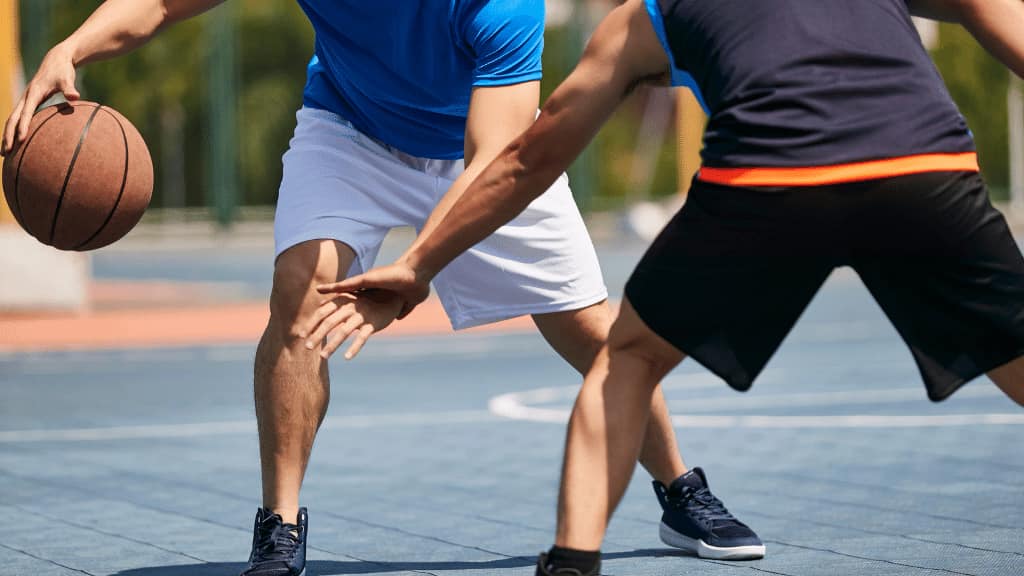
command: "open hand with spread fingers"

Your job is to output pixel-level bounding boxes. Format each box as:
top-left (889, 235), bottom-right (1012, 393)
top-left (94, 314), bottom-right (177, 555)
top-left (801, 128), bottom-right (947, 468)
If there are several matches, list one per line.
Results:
top-left (300, 289), bottom-right (405, 360)
top-left (304, 261), bottom-right (432, 359)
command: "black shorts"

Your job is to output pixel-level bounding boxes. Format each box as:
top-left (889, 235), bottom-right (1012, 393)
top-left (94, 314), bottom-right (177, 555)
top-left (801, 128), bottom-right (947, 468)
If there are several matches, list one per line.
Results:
top-left (625, 171), bottom-right (1024, 401)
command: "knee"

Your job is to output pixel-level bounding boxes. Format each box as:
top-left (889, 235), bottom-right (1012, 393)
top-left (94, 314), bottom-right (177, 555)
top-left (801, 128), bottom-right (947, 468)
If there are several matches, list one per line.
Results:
top-left (603, 301), bottom-right (684, 384)
top-left (268, 247), bottom-right (345, 340)
top-left (988, 357), bottom-right (1024, 407)
top-left (605, 328), bottom-right (681, 386)
top-left (996, 379), bottom-right (1024, 407)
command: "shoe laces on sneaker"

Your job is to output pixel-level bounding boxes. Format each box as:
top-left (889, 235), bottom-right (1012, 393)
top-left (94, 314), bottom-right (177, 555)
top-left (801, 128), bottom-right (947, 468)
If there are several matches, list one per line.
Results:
top-left (252, 515), bottom-right (301, 564)
top-left (672, 484), bottom-right (737, 526)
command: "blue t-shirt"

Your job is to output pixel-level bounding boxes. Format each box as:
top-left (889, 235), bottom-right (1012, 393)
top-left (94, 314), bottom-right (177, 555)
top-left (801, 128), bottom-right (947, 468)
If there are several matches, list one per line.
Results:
top-left (295, 0), bottom-right (544, 159)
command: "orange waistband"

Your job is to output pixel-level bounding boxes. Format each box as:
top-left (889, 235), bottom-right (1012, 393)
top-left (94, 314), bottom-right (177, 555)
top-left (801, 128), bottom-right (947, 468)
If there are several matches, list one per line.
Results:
top-left (697, 152), bottom-right (979, 187)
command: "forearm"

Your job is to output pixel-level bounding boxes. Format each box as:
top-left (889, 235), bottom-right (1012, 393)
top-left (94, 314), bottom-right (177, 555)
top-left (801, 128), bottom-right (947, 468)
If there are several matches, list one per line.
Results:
top-left (62, 0), bottom-right (223, 66)
top-left (407, 162), bottom-right (487, 258)
top-left (959, 0), bottom-right (1024, 78)
top-left (399, 0), bottom-right (661, 282)
top-left (403, 144), bottom-right (561, 280)
top-left (403, 98), bottom-right (602, 279)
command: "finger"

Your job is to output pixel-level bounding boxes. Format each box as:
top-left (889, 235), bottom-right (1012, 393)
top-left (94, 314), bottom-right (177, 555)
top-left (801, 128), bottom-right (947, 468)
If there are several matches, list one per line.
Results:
top-left (304, 304), bottom-right (353, 350)
top-left (320, 313), bottom-right (365, 359)
top-left (298, 299), bottom-right (340, 340)
top-left (60, 78), bottom-right (80, 101)
top-left (16, 86), bottom-right (50, 145)
top-left (2, 98), bottom-right (25, 156)
top-left (317, 275), bottom-right (370, 294)
top-left (344, 325), bottom-right (376, 360)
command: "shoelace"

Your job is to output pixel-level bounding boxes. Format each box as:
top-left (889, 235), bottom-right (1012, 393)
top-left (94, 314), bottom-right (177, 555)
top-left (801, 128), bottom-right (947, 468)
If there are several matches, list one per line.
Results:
top-left (675, 486), bottom-right (737, 524)
top-left (253, 520), bottom-right (301, 563)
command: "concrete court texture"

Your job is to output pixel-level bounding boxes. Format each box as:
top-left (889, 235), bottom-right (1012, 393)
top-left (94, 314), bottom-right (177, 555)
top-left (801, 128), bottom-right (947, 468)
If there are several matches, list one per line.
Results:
top-left (1, 225), bottom-right (1022, 576)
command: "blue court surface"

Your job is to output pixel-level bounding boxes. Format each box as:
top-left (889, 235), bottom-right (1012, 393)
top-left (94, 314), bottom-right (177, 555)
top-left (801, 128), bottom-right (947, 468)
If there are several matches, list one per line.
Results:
top-left (1, 235), bottom-right (1022, 576)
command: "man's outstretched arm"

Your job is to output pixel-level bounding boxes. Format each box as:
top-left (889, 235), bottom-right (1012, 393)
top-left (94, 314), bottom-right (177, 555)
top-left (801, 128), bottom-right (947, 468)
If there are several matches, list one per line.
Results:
top-left (908, 0), bottom-right (1024, 77)
top-left (305, 0), bottom-right (673, 357)
top-left (301, 80), bottom-right (541, 359)
top-left (402, 0), bottom-right (670, 283)
top-left (2, 0), bottom-right (225, 155)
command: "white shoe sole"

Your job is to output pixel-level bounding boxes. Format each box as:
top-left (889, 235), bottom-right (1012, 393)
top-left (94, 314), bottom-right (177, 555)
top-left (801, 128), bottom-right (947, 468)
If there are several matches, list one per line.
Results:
top-left (660, 521), bottom-right (766, 560)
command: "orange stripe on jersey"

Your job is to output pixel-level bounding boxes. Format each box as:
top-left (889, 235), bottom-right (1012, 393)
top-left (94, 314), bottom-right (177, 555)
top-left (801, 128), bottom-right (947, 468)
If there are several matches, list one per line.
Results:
top-left (697, 152), bottom-right (979, 187)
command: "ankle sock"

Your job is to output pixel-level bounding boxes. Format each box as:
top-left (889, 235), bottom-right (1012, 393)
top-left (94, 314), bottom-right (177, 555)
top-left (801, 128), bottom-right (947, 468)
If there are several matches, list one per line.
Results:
top-left (545, 545), bottom-right (600, 574)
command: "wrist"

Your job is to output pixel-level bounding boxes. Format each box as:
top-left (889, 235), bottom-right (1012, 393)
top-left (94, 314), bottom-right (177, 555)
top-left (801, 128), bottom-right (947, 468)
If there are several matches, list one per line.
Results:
top-left (52, 40), bottom-right (81, 67)
top-left (400, 250), bottom-right (439, 285)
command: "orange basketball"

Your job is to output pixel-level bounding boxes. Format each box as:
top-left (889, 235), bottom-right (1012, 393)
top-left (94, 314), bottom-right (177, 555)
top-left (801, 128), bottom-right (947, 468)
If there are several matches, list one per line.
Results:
top-left (2, 101), bottom-right (153, 251)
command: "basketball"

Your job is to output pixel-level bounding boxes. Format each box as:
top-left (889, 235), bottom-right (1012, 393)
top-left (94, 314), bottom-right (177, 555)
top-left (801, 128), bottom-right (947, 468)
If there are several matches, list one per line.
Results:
top-left (2, 101), bottom-right (153, 251)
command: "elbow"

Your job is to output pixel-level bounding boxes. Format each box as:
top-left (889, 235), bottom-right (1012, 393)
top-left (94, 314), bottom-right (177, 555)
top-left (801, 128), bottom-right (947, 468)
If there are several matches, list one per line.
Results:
top-left (508, 107), bottom-right (572, 181)
top-left (502, 140), bottom-right (534, 191)
top-left (157, 0), bottom-right (188, 28)
top-left (155, 2), bottom-right (174, 29)
top-left (497, 138), bottom-right (555, 208)
top-left (507, 135), bottom-right (557, 186)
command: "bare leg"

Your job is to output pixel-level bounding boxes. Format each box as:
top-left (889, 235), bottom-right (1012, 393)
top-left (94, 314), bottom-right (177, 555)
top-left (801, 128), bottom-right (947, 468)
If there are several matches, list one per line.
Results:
top-left (533, 301), bottom-right (687, 486)
top-left (254, 239), bottom-right (356, 524)
top-left (988, 355), bottom-right (1024, 406)
top-left (550, 299), bottom-right (686, 550)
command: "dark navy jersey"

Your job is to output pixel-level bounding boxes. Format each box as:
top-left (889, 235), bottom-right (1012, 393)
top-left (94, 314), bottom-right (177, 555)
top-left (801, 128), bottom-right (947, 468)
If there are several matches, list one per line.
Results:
top-left (647, 0), bottom-right (976, 175)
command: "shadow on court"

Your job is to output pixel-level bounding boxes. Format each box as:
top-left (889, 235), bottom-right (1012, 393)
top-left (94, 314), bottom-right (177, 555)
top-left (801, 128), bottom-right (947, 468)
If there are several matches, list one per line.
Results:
top-left (110, 549), bottom-right (684, 575)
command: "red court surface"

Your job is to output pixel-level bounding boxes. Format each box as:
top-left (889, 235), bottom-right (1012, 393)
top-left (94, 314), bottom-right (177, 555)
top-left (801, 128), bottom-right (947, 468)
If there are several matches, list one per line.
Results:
top-left (0, 280), bottom-right (535, 352)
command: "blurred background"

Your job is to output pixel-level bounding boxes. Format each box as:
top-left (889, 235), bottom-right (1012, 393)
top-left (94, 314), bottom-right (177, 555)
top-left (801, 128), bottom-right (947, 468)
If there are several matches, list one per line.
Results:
top-left (0, 0), bottom-right (1022, 314)
top-left (7, 1), bottom-right (1021, 220)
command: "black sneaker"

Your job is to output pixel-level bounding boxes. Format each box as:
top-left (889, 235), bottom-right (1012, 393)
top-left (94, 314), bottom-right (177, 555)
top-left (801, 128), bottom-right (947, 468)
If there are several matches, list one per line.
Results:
top-left (241, 507), bottom-right (308, 576)
top-left (654, 468), bottom-right (765, 560)
top-left (534, 553), bottom-right (600, 576)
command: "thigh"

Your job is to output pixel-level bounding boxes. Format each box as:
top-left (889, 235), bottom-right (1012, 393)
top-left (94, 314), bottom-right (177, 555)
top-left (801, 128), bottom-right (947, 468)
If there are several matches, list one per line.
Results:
top-left (853, 172), bottom-right (1024, 401)
top-left (274, 107), bottom-right (437, 275)
top-left (431, 173), bottom-right (608, 330)
top-left (625, 181), bottom-right (835, 392)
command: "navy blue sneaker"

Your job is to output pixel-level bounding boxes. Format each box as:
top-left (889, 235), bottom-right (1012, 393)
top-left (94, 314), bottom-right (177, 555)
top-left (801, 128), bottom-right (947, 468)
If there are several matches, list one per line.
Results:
top-left (241, 507), bottom-right (307, 576)
top-left (654, 468), bottom-right (765, 560)
top-left (534, 553), bottom-right (600, 576)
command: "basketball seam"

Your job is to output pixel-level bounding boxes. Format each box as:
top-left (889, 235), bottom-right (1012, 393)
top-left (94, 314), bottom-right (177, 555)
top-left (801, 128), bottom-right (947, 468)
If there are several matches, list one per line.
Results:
top-left (11, 106), bottom-right (63, 231)
top-left (74, 108), bottom-right (130, 250)
top-left (50, 103), bottom-right (102, 245)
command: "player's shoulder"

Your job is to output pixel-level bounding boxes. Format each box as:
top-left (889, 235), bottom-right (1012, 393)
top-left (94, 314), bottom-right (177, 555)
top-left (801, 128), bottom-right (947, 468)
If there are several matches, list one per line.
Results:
top-left (451, 0), bottom-right (545, 29)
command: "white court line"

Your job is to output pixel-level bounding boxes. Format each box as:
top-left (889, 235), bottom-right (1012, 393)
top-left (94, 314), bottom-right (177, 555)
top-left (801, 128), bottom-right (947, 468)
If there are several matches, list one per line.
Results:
top-left (665, 385), bottom-right (1003, 412)
top-left (488, 377), bottom-right (1024, 429)
top-left (0, 410), bottom-right (494, 443)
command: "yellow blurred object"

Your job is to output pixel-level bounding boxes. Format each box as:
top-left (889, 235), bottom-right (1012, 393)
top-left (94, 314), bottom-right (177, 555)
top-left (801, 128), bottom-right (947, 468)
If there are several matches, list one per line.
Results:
top-left (0, 0), bottom-right (23, 224)
top-left (676, 89), bottom-right (706, 198)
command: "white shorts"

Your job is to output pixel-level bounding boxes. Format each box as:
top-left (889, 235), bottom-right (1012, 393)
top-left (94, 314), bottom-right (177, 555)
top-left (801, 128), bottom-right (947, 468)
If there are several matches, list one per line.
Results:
top-left (274, 107), bottom-right (608, 330)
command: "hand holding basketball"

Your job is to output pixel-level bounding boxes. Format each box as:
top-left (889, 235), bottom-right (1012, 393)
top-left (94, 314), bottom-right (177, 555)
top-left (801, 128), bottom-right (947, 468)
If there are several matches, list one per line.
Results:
top-left (2, 43), bottom-right (80, 157)
top-left (2, 101), bottom-right (153, 251)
